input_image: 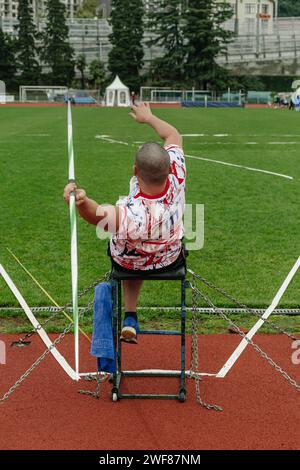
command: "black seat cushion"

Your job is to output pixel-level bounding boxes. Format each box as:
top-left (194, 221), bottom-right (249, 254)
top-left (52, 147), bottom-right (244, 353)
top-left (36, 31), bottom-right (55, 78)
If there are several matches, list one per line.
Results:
top-left (111, 263), bottom-right (186, 281)
top-left (109, 244), bottom-right (187, 281)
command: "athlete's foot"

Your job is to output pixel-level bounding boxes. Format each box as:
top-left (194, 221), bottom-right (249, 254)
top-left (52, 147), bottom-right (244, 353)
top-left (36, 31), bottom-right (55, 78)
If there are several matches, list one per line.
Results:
top-left (120, 316), bottom-right (140, 344)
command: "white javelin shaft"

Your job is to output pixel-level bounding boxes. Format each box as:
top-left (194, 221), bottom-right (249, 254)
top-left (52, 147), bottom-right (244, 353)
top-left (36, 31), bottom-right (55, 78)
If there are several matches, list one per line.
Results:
top-left (217, 256), bottom-right (300, 378)
top-left (0, 264), bottom-right (79, 380)
top-left (68, 100), bottom-right (79, 379)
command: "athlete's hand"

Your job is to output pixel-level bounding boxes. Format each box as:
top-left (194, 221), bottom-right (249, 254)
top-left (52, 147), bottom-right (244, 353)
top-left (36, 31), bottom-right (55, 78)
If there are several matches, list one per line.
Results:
top-left (129, 101), bottom-right (152, 124)
top-left (63, 182), bottom-right (87, 207)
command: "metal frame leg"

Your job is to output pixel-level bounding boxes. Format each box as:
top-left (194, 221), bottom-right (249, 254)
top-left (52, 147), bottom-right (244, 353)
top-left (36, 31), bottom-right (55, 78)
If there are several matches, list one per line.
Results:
top-left (111, 280), bottom-right (118, 392)
top-left (179, 280), bottom-right (187, 402)
top-left (117, 280), bottom-right (122, 372)
top-left (111, 277), bottom-right (188, 402)
top-left (111, 279), bottom-right (122, 399)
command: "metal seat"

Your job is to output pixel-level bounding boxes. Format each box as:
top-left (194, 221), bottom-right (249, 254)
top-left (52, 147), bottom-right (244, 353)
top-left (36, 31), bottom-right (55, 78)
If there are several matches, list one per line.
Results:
top-left (111, 263), bottom-right (186, 281)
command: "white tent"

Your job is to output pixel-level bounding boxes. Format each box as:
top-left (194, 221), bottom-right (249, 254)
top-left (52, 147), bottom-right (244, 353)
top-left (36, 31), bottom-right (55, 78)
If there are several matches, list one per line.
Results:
top-left (291, 87), bottom-right (300, 106)
top-left (105, 75), bottom-right (131, 107)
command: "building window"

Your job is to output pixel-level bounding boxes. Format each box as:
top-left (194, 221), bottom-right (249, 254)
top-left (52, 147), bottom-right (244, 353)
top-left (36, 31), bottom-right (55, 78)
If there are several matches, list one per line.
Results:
top-left (245, 17), bottom-right (256, 34)
top-left (245, 3), bottom-right (256, 15)
top-left (262, 4), bottom-right (269, 14)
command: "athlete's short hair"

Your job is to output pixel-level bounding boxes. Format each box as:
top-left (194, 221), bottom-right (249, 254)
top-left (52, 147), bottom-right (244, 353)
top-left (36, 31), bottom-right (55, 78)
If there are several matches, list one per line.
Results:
top-left (135, 142), bottom-right (170, 185)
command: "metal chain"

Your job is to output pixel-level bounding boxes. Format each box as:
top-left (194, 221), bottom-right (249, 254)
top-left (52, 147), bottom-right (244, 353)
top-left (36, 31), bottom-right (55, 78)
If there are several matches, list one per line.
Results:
top-left (190, 278), bottom-right (300, 394)
top-left (189, 285), bottom-right (223, 411)
top-left (12, 273), bottom-right (111, 346)
top-left (0, 274), bottom-right (111, 404)
top-left (78, 373), bottom-right (111, 399)
top-left (188, 269), bottom-right (297, 341)
top-left (0, 317), bottom-right (75, 404)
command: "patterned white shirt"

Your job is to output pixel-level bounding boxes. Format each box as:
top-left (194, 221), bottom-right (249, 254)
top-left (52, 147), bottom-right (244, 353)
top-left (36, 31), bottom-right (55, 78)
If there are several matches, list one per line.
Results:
top-left (110, 144), bottom-right (186, 270)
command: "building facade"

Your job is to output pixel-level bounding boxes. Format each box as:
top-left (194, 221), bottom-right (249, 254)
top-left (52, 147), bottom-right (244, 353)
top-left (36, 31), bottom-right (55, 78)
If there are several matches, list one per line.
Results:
top-left (0, 0), bottom-right (82, 20)
top-left (0, 0), bottom-right (280, 42)
top-left (222, 0), bottom-right (278, 34)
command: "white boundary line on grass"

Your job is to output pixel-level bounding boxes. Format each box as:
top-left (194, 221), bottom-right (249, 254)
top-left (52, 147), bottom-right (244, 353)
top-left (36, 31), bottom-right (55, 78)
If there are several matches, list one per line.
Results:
top-left (181, 134), bottom-right (300, 138)
top-left (216, 256), bottom-right (300, 378)
top-left (95, 135), bottom-right (294, 181)
top-left (2, 306), bottom-right (300, 315)
top-left (185, 154), bottom-right (294, 180)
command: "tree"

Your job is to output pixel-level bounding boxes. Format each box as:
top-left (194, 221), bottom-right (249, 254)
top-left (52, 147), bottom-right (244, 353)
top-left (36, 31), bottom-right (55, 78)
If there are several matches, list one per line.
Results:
top-left (278, 0), bottom-right (300, 17)
top-left (42, 0), bottom-right (75, 86)
top-left (89, 59), bottom-right (107, 91)
top-left (17, 0), bottom-right (40, 84)
top-left (146, 0), bottom-right (185, 86)
top-left (76, 54), bottom-right (87, 89)
top-left (76, 0), bottom-right (101, 18)
top-left (0, 28), bottom-right (17, 90)
top-left (108, 0), bottom-right (144, 91)
top-left (183, 0), bottom-right (234, 89)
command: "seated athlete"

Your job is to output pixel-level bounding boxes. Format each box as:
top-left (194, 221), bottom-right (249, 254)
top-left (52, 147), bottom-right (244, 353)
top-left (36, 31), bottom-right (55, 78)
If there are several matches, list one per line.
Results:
top-left (64, 102), bottom-right (186, 343)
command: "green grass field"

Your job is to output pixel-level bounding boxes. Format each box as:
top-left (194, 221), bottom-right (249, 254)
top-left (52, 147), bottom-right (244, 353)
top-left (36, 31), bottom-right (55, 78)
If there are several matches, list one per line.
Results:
top-left (0, 105), bottom-right (300, 333)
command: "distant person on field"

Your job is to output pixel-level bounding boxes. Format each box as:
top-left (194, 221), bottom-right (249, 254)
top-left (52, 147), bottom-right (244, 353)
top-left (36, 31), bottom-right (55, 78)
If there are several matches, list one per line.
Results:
top-left (273, 94), bottom-right (280, 108)
top-left (282, 95), bottom-right (288, 108)
top-left (131, 91), bottom-right (137, 106)
top-left (64, 102), bottom-right (185, 343)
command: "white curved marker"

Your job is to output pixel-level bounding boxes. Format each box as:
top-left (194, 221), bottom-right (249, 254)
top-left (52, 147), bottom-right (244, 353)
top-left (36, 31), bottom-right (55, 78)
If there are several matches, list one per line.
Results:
top-left (217, 256), bottom-right (300, 378)
top-left (0, 264), bottom-right (79, 380)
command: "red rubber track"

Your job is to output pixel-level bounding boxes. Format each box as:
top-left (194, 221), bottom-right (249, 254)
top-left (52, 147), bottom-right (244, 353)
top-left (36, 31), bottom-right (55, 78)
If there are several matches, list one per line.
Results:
top-left (245, 104), bottom-right (271, 109)
top-left (0, 333), bottom-right (299, 450)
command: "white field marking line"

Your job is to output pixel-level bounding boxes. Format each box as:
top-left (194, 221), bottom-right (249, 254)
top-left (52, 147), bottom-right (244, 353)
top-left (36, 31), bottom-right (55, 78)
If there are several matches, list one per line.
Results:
top-left (23, 134), bottom-right (51, 137)
top-left (268, 142), bottom-right (299, 145)
top-left (0, 264), bottom-right (79, 381)
top-left (216, 256), bottom-right (300, 378)
top-left (95, 135), bottom-right (294, 180)
top-left (185, 154), bottom-right (294, 180)
top-left (189, 142), bottom-right (300, 145)
top-left (181, 134), bottom-right (206, 137)
top-left (182, 134), bottom-right (230, 137)
top-left (2, 306), bottom-right (300, 315)
top-left (182, 134), bottom-right (300, 138)
top-left (95, 135), bottom-right (130, 145)
top-left (68, 101), bottom-right (79, 378)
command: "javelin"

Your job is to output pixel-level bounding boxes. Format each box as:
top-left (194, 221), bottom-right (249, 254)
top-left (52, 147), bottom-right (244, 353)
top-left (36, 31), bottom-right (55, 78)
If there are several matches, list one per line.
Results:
top-left (68, 99), bottom-right (80, 377)
top-left (6, 248), bottom-right (91, 343)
